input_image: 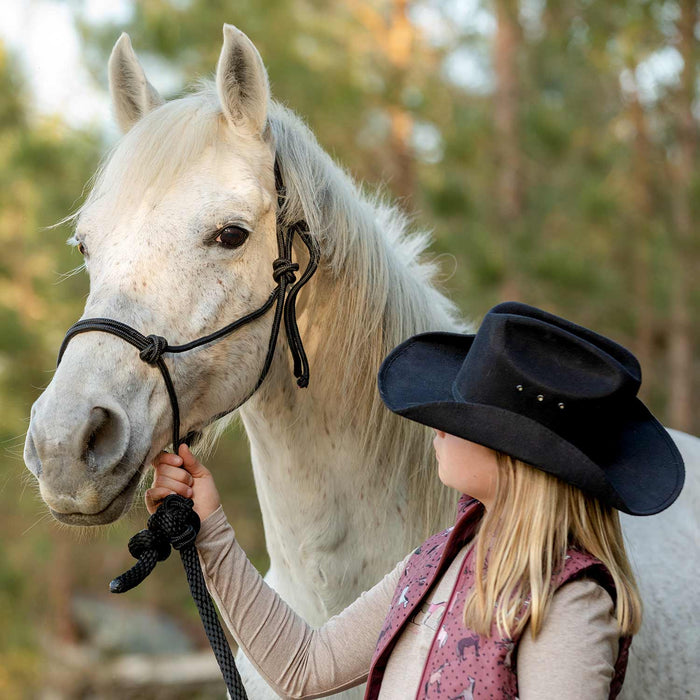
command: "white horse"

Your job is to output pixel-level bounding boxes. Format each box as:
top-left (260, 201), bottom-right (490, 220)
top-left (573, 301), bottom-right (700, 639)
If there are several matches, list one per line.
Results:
top-left (24, 25), bottom-right (698, 699)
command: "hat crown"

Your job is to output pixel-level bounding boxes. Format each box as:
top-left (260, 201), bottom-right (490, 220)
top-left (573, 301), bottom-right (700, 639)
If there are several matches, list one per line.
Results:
top-left (490, 301), bottom-right (641, 381)
top-left (454, 308), bottom-right (641, 409)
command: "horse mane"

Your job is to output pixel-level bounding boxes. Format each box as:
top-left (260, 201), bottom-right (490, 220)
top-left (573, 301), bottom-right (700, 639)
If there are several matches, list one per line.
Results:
top-left (265, 95), bottom-right (472, 543)
top-left (75, 80), bottom-right (474, 544)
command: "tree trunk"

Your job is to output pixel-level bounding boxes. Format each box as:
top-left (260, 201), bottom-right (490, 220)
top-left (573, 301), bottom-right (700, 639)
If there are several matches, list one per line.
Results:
top-left (49, 529), bottom-right (78, 644)
top-left (493, 0), bottom-right (523, 301)
top-left (386, 0), bottom-right (416, 205)
top-left (667, 0), bottom-right (696, 432)
top-left (629, 87), bottom-right (654, 402)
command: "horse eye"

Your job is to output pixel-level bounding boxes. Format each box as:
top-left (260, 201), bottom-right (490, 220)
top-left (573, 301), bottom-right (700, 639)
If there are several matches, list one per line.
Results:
top-left (77, 241), bottom-right (87, 256)
top-left (215, 226), bottom-right (249, 249)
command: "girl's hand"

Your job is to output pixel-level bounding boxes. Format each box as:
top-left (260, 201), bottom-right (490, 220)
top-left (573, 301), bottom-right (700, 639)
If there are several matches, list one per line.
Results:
top-left (145, 444), bottom-right (221, 522)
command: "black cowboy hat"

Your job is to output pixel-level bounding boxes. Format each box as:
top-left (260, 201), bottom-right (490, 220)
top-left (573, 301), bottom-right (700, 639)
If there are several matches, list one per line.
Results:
top-left (377, 301), bottom-right (685, 515)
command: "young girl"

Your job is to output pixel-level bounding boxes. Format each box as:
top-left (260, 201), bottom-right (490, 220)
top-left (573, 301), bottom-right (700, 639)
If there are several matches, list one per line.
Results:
top-left (146, 301), bottom-right (684, 699)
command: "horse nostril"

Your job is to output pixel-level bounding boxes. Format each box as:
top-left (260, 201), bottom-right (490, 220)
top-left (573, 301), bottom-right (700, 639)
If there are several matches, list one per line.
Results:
top-left (24, 428), bottom-right (43, 478)
top-left (84, 406), bottom-right (129, 473)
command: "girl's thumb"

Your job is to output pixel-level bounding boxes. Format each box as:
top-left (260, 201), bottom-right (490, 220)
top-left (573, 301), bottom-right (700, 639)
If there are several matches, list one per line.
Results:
top-left (177, 444), bottom-right (209, 478)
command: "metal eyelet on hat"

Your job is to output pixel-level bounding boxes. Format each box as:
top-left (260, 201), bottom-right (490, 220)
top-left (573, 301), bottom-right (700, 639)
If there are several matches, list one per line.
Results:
top-left (537, 394), bottom-right (544, 402)
top-left (558, 402), bottom-right (565, 409)
top-left (516, 384), bottom-right (523, 391)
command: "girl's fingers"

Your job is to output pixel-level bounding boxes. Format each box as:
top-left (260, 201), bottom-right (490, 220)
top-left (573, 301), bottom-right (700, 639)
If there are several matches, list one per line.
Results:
top-left (145, 486), bottom-right (179, 512)
top-left (147, 486), bottom-right (175, 501)
top-left (153, 451), bottom-right (183, 468)
top-left (152, 463), bottom-right (193, 485)
top-left (177, 444), bottom-right (209, 478)
top-left (152, 474), bottom-right (193, 497)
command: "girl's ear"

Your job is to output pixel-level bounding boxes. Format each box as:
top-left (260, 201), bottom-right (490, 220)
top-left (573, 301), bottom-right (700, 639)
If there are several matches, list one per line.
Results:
top-left (215, 24), bottom-right (270, 136)
top-left (108, 33), bottom-right (164, 133)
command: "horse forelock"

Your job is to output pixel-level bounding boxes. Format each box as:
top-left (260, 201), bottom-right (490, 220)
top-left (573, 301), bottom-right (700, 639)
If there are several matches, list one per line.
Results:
top-left (75, 88), bottom-right (221, 223)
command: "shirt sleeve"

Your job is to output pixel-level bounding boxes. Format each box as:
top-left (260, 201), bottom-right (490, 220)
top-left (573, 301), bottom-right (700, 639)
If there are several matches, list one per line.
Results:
top-left (516, 577), bottom-right (620, 700)
top-left (194, 504), bottom-right (411, 700)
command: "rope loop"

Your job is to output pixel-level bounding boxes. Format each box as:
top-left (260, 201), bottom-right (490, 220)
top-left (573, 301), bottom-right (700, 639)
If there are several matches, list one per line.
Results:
top-left (272, 258), bottom-right (299, 285)
top-left (170, 523), bottom-right (198, 550)
top-left (127, 527), bottom-right (171, 562)
top-left (139, 334), bottom-right (168, 364)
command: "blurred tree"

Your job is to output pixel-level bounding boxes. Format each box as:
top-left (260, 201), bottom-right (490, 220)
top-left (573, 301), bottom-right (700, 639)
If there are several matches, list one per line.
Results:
top-left (667, 0), bottom-right (697, 432)
top-left (493, 0), bottom-right (524, 301)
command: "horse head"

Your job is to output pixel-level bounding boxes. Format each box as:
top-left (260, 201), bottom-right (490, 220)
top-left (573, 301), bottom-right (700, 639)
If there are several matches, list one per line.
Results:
top-left (24, 26), bottom-right (293, 525)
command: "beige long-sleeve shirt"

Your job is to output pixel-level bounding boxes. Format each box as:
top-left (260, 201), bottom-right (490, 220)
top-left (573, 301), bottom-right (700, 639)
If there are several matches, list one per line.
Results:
top-left (195, 505), bottom-right (620, 699)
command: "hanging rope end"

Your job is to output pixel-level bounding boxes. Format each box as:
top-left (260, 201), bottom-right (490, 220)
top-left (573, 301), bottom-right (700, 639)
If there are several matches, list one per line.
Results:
top-left (109, 577), bottom-right (127, 594)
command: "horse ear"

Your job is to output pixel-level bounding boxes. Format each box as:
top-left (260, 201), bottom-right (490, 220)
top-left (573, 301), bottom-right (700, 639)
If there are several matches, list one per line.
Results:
top-left (108, 33), bottom-right (164, 133)
top-left (216, 24), bottom-right (270, 136)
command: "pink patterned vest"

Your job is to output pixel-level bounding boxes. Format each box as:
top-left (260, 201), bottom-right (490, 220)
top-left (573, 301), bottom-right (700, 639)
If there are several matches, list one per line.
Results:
top-left (364, 493), bottom-right (632, 699)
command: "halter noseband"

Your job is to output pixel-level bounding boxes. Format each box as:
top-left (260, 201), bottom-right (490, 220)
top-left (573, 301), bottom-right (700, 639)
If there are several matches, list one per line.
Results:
top-left (57, 157), bottom-right (320, 450)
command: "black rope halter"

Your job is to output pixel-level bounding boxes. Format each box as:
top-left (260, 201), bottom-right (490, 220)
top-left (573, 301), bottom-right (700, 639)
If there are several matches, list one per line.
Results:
top-left (58, 158), bottom-right (319, 451)
top-left (56, 156), bottom-right (320, 699)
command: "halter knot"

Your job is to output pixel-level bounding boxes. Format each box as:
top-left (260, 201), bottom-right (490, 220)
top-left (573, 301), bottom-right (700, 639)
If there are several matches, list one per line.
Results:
top-left (110, 494), bottom-right (201, 594)
top-left (272, 258), bottom-right (299, 285)
top-left (147, 494), bottom-right (201, 549)
top-left (139, 334), bottom-right (168, 365)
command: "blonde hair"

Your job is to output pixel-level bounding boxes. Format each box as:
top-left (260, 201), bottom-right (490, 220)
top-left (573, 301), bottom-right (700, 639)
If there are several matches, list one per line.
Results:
top-left (462, 451), bottom-right (643, 640)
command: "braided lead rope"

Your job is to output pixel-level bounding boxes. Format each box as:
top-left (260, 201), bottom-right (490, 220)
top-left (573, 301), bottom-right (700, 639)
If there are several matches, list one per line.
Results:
top-left (109, 494), bottom-right (247, 699)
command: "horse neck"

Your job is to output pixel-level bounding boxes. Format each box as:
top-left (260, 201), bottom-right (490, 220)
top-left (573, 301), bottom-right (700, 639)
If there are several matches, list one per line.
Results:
top-left (239, 205), bottom-right (463, 563)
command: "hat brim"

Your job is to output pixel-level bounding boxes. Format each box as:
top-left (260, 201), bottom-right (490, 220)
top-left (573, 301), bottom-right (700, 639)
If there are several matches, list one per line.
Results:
top-left (377, 332), bottom-right (685, 516)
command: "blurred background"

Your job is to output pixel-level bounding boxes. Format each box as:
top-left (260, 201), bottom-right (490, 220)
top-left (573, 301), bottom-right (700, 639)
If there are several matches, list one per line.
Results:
top-left (1, 0), bottom-right (698, 697)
